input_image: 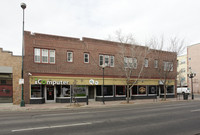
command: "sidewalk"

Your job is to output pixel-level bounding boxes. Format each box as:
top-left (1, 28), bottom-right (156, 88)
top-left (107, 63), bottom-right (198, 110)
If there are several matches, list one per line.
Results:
top-left (0, 97), bottom-right (195, 112)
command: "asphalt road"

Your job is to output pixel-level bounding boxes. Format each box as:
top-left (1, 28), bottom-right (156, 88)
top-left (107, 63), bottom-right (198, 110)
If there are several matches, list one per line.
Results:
top-left (0, 101), bottom-right (200, 135)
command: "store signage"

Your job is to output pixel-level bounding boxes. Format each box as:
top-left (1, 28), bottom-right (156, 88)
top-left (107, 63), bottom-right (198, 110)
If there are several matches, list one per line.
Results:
top-left (19, 79), bottom-right (24, 84)
top-left (89, 79), bottom-right (99, 85)
top-left (35, 78), bottom-right (69, 85)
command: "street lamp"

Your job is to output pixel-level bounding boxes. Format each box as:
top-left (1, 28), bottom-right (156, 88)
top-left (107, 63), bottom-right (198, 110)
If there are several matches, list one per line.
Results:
top-left (20, 3), bottom-right (26, 107)
top-left (102, 64), bottom-right (106, 104)
top-left (188, 72), bottom-right (196, 100)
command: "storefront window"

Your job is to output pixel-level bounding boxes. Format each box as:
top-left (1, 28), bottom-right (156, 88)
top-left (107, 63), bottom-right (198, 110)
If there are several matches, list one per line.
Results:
top-left (73, 85), bottom-right (86, 97)
top-left (56, 85), bottom-right (70, 97)
top-left (167, 85), bottom-right (174, 93)
top-left (160, 85), bottom-right (174, 94)
top-left (31, 85), bottom-right (44, 98)
top-left (116, 86), bottom-right (125, 96)
top-left (138, 86), bottom-right (147, 95)
top-left (104, 85), bottom-right (113, 96)
top-left (132, 86), bottom-right (137, 95)
top-left (96, 85), bottom-right (102, 96)
top-left (148, 86), bottom-right (157, 94)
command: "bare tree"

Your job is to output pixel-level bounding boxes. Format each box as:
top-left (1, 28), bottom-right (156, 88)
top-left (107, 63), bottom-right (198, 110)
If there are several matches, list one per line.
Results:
top-left (110, 30), bottom-right (150, 103)
top-left (148, 36), bottom-right (185, 100)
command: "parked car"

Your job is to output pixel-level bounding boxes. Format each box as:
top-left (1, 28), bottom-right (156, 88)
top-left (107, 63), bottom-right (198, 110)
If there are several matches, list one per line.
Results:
top-left (177, 87), bottom-right (191, 94)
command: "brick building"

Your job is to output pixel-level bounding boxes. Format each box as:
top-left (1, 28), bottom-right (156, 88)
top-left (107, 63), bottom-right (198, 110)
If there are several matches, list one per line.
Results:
top-left (23, 31), bottom-right (177, 104)
top-left (0, 48), bottom-right (22, 104)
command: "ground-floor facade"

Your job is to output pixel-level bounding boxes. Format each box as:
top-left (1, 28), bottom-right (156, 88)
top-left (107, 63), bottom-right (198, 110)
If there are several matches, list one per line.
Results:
top-left (27, 74), bottom-right (176, 104)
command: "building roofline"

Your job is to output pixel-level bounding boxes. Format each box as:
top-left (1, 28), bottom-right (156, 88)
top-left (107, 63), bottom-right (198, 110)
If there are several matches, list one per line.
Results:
top-left (0, 48), bottom-right (21, 57)
top-left (187, 43), bottom-right (200, 48)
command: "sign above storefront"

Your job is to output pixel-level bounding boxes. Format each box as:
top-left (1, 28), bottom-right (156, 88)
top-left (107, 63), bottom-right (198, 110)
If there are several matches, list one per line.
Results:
top-left (35, 78), bottom-right (69, 85)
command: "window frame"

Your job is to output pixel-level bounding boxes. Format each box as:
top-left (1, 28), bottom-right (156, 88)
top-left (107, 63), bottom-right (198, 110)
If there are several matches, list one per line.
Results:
top-left (42, 49), bottom-right (48, 63)
top-left (144, 58), bottom-right (148, 67)
top-left (84, 53), bottom-right (89, 63)
top-left (67, 51), bottom-right (73, 62)
top-left (154, 59), bottom-right (158, 68)
top-left (49, 50), bottom-right (55, 64)
top-left (34, 48), bottom-right (41, 63)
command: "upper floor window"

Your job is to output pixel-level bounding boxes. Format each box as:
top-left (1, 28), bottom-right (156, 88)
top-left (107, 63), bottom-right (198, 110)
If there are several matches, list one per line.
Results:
top-left (34, 48), bottom-right (40, 63)
top-left (144, 58), bottom-right (148, 67)
top-left (110, 56), bottom-right (114, 67)
top-left (124, 57), bottom-right (137, 68)
top-left (42, 49), bottom-right (48, 63)
top-left (34, 48), bottom-right (55, 64)
top-left (154, 59), bottom-right (158, 68)
top-left (164, 61), bottom-right (173, 71)
top-left (49, 50), bottom-right (55, 63)
top-left (99, 54), bottom-right (114, 67)
top-left (133, 58), bottom-right (137, 69)
top-left (84, 53), bottom-right (89, 63)
top-left (67, 52), bottom-right (73, 62)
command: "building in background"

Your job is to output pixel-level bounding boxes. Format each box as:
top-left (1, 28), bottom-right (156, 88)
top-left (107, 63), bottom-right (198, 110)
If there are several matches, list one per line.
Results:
top-left (0, 48), bottom-right (22, 104)
top-left (177, 55), bottom-right (188, 87)
top-left (23, 31), bottom-right (177, 104)
top-left (187, 44), bottom-right (200, 94)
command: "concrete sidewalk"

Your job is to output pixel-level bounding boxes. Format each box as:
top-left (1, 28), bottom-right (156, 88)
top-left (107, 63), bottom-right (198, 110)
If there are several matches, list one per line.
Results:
top-left (0, 97), bottom-right (194, 112)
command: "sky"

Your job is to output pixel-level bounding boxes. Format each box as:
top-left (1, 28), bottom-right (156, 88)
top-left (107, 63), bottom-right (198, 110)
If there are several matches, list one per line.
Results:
top-left (0, 0), bottom-right (200, 55)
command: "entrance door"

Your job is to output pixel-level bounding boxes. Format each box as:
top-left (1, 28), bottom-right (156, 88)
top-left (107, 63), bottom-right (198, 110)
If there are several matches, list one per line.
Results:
top-left (46, 85), bottom-right (55, 102)
top-left (88, 86), bottom-right (95, 99)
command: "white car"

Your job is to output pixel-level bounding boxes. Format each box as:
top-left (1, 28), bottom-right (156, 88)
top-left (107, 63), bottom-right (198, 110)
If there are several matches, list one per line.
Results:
top-left (177, 87), bottom-right (191, 94)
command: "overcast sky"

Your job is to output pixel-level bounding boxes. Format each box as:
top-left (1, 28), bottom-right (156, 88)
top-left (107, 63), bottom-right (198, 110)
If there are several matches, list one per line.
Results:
top-left (0, 0), bottom-right (200, 55)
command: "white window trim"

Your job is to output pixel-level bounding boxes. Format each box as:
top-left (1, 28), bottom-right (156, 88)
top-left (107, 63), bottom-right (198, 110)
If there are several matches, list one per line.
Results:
top-left (67, 52), bottom-right (73, 62)
top-left (42, 49), bottom-right (48, 63)
top-left (110, 56), bottom-right (115, 67)
top-left (49, 50), bottom-right (55, 64)
top-left (34, 48), bottom-right (40, 63)
top-left (84, 53), bottom-right (89, 63)
top-left (144, 58), bottom-right (148, 67)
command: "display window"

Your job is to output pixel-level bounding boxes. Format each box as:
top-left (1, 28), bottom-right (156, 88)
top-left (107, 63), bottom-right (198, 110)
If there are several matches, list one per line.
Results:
top-left (31, 85), bottom-right (44, 98)
top-left (116, 86), bottom-right (125, 96)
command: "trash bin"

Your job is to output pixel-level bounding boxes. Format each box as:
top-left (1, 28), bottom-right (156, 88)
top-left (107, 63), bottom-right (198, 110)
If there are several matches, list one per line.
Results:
top-left (183, 93), bottom-right (188, 100)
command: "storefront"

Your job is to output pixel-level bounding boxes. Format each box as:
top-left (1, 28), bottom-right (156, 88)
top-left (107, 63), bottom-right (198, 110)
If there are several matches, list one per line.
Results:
top-left (29, 76), bottom-right (175, 104)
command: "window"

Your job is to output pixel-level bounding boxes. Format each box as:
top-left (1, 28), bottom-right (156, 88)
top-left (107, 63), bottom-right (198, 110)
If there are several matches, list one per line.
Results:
top-left (31, 85), bottom-right (44, 98)
top-left (34, 48), bottom-right (55, 64)
top-left (105, 55), bottom-right (109, 66)
top-left (154, 60), bottom-right (158, 68)
top-left (42, 49), bottom-right (48, 63)
top-left (132, 86), bottom-right (138, 95)
top-left (99, 55), bottom-right (114, 67)
top-left (124, 57), bottom-right (134, 68)
top-left (116, 86), bottom-right (125, 96)
top-left (34, 48), bottom-right (40, 62)
top-left (84, 53), bottom-right (89, 63)
top-left (164, 61), bottom-right (173, 71)
top-left (67, 52), bottom-right (73, 62)
top-left (56, 85), bottom-right (70, 97)
top-left (110, 56), bottom-right (114, 67)
top-left (73, 85), bottom-right (86, 97)
top-left (104, 86), bottom-right (113, 96)
top-left (133, 58), bottom-right (137, 69)
top-left (99, 55), bottom-right (103, 66)
top-left (49, 50), bottom-right (55, 63)
top-left (138, 86), bottom-right (147, 95)
top-left (144, 58), bottom-right (148, 67)
top-left (148, 86), bottom-right (157, 94)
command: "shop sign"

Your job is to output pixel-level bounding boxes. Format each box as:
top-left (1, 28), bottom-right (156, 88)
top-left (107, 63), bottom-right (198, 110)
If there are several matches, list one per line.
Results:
top-left (19, 79), bottom-right (24, 84)
top-left (89, 79), bottom-right (99, 85)
top-left (35, 78), bottom-right (69, 85)
top-left (139, 86), bottom-right (146, 94)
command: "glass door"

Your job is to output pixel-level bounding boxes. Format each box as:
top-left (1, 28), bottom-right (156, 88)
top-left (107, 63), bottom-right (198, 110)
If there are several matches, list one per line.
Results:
top-left (46, 85), bottom-right (54, 101)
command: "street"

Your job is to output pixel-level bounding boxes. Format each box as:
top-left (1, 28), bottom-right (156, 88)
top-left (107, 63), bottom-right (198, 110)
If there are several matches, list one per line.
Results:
top-left (0, 101), bottom-right (200, 135)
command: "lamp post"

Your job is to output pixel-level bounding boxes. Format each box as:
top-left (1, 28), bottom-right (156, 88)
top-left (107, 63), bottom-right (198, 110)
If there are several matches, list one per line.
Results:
top-left (20, 3), bottom-right (26, 107)
top-left (102, 64), bottom-right (106, 104)
top-left (188, 72), bottom-right (196, 100)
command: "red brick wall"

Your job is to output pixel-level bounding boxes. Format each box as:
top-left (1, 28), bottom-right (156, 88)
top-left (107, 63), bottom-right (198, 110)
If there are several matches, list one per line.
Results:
top-left (23, 31), bottom-right (177, 103)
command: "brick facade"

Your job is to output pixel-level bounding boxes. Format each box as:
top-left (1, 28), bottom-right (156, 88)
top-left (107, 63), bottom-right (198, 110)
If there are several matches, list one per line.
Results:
top-left (23, 31), bottom-right (177, 103)
top-left (0, 48), bottom-right (22, 104)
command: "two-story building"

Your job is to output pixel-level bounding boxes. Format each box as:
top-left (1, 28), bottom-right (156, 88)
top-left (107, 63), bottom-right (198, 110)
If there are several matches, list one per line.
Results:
top-left (23, 31), bottom-right (177, 104)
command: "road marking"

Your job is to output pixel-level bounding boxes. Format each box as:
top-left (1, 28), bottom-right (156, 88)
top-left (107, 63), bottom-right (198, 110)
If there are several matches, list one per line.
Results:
top-left (191, 109), bottom-right (200, 112)
top-left (11, 122), bottom-right (92, 132)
